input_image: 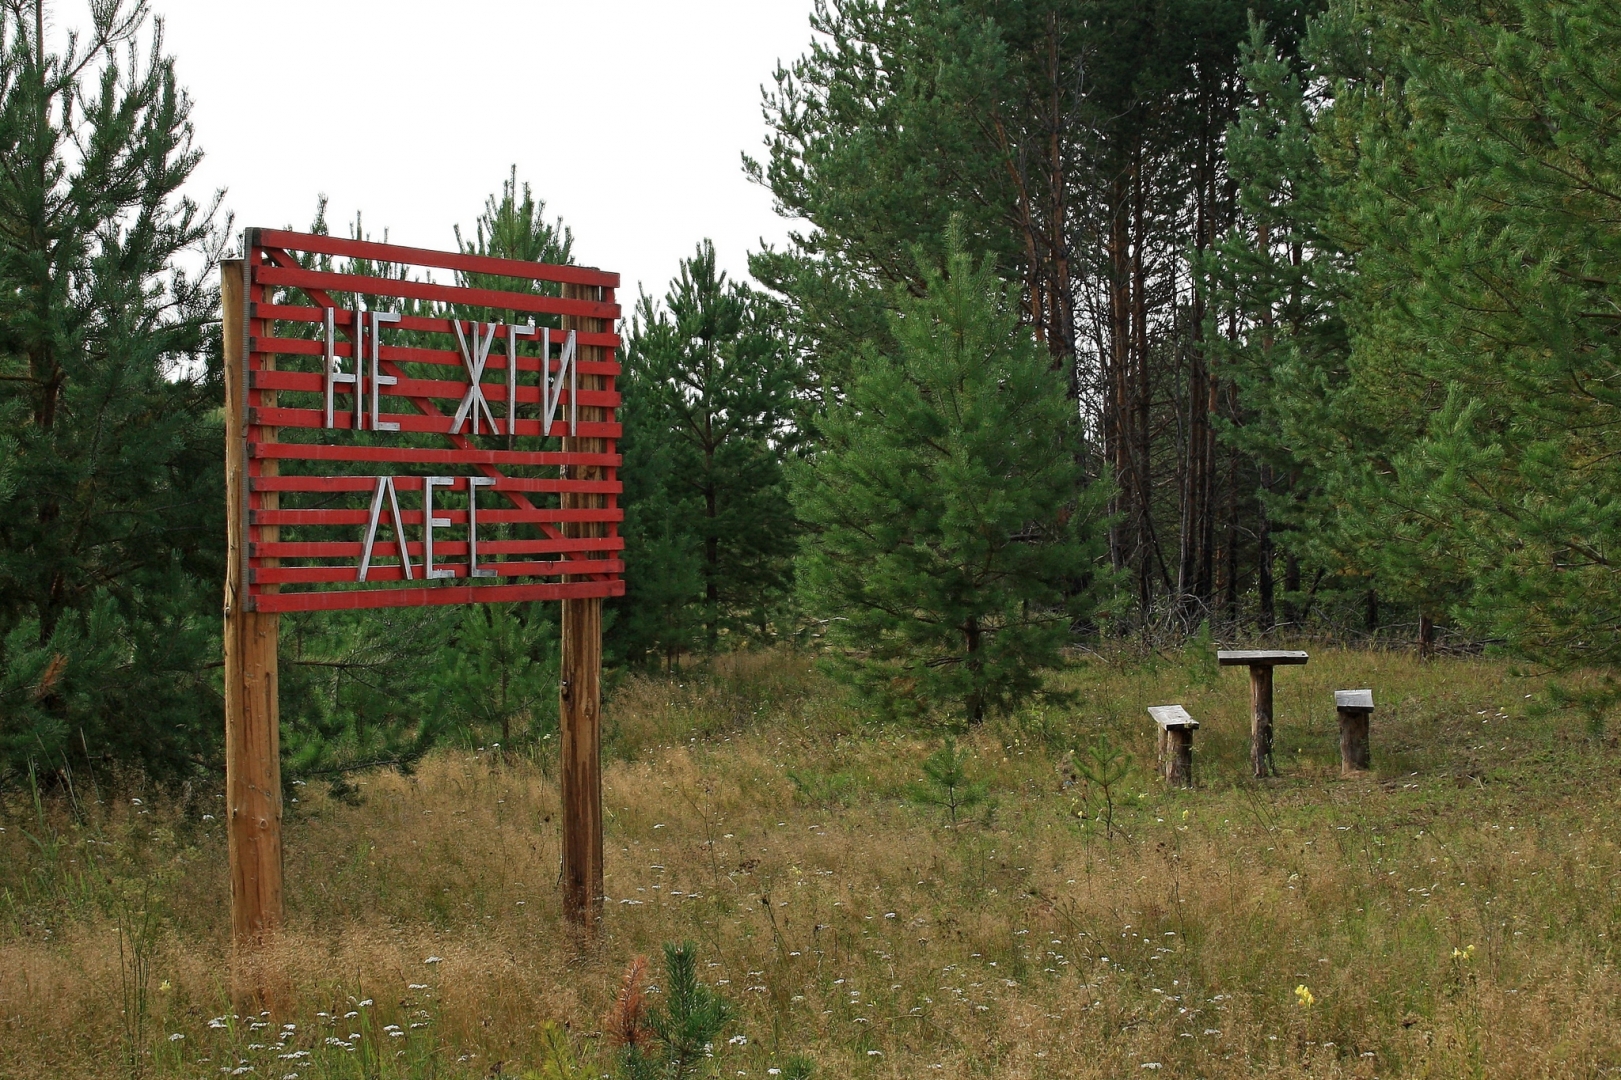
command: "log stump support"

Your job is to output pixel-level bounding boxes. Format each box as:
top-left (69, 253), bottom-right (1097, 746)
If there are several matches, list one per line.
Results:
top-left (1149, 705), bottom-right (1199, 788)
top-left (1335, 689), bottom-right (1374, 774)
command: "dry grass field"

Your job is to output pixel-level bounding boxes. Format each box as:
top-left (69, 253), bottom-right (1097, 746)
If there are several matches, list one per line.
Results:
top-left (4, 645), bottom-right (1620, 1078)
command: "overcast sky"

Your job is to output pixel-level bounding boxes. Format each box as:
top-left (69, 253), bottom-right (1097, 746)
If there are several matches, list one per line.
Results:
top-left (148, 0), bottom-right (817, 303)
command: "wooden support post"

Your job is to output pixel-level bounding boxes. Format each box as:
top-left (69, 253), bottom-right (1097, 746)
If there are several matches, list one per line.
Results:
top-left (560, 281), bottom-right (606, 931)
top-left (1249, 664), bottom-right (1274, 779)
top-left (1149, 706), bottom-right (1198, 788)
top-left (1217, 651), bottom-right (1308, 781)
top-left (1336, 690), bottom-right (1374, 774)
top-left (222, 259), bottom-right (284, 1005)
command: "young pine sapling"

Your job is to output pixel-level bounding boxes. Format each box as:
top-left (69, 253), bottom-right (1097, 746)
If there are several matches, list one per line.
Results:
top-left (908, 737), bottom-right (990, 824)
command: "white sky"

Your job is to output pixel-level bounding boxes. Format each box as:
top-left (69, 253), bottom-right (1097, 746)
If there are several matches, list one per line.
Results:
top-left (147, 0), bottom-right (816, 304)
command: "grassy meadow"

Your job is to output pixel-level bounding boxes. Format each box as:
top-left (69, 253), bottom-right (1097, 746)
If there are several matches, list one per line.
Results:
top-left (4, 645), bottom-right (1620, 1078)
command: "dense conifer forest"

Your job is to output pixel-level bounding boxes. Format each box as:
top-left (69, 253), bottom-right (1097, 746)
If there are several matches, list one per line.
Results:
top-left (3, 0), bottom-right (1619, 774)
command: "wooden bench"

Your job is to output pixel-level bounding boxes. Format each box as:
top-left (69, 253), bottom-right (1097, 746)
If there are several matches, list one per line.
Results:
top-left (1335, 689), bottom-right (1374, 774)
top-left (1148, 705), bottom-right (1199, 788)
top-left (1217, 650), bottom-right (1309, 779)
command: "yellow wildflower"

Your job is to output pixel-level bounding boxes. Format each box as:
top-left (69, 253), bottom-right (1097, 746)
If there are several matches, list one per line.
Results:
top-left (1294, 984), bottom-right (1315, 1008)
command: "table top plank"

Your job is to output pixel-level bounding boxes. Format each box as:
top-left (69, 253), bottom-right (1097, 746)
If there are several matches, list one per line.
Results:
top-left (1148, 704), bottom-right (1198, 729)
top-left (1335, 689), bottom-right (1374, 710)
top-left (1217, 649), bottom-right (1310, 666)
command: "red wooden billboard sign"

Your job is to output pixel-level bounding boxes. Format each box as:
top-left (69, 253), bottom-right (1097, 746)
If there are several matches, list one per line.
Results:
top-left (236, 228), bottom-right (624, 611)
top-left (222, 231), bottom-right (622, 1003)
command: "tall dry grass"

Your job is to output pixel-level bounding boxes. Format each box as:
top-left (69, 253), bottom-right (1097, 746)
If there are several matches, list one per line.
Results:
top-left (3, 646), bottom-right (1619, 1078)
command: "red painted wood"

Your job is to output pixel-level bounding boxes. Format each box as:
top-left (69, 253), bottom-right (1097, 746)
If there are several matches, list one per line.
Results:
top-left (254, 264), bottom-right (619, 321)
top-left (249, 507), bottom-right (622, 527)
top-left (251, 559), bottom-right (624, 585)
top-left (247, 336), bottom-right (622, 379)
top-left (249, 578), bottom-right (624, 613)
top-left (248, 406), bottom-right (621, 439)
top-left (248, 442), bottom-right (619, 467)
top-left (250, 303), bottom-right (622, 349)
top-left (240, 236), bottom-right (623, 611)
top-left (250, 536), bottom-right (625, 559)
top-left (249, 475), bottom-right (621, 494)
top-left (253, 229), bottom-right (619, 288)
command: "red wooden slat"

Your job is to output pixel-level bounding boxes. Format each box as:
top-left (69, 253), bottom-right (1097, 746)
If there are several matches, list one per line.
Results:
top-left (249, 475), bottom-right (621, 494)
top-left (250, 305), bottom-right (621, 349)
top-left (254, 264), bottom-right (620, 321)
top-left (252, 559), bottom-right (624, 585)
top-left (253, 228), bottom-right (619, 289)
top-left (250, 507), bottom-right (623, 527)
top-left (250, 578), bottom-right (625, 612)
top-left (246, 370), bottom-right (619, 410)
top-left (250, 536), bottom-right (625, 558)
top-left (248, 406), bottom-right (621, 440)
top-left (248, 442), bottom-right (620, 467)
top-left (248, 336), bottom-right (622, 378)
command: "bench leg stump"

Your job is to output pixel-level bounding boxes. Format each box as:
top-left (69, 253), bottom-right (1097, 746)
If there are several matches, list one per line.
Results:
top-left (1161, 727), bottom-right (1194, 788)
top-left (1249, 665), bottom-right (1275, 779)
top-left (1338, 707), bottom-right (1371, 773)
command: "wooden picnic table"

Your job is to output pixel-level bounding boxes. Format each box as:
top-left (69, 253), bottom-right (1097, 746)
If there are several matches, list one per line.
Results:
top-left (1217, 650), bottom-right (1309, 778)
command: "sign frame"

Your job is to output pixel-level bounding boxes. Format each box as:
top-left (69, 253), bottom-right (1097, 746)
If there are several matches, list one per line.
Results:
top-left (235, 227), bottom-right (625, 612)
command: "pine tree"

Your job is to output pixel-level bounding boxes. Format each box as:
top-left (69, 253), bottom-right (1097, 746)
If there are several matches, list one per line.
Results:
top-left (0, 0), bottom-right (226, 781)
top-left (1320, 0), bottom-right (1621, 673)
top-left (792, 229), bottom-right (1111, 723)
top-left (753, 0), bottom-right (1317, 627)
top-left (1210, 0), bottom-right (1621, 672)
top-left (432, 603), bottom-right (557, 752)
top-left (613, 241), bottom-right (799, 662)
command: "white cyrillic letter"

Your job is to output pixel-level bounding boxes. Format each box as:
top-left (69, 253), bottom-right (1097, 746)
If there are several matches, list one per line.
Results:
top-left (540, 327), bottom-right (578, 437)
top-left (450, 320), bottom-right (501, 435)
top-left (467, 475), bottom-right (496, 578)
top-left (422, 475), bottom-right (455, 579)
top-left (369, 311), bottom-right (401, 432)
top-left (322, 307), bottom-right (360, 429)
top-left (506, 320), bottom-right (536, 447)
top-left (358, 475), bottom-right (412, 581)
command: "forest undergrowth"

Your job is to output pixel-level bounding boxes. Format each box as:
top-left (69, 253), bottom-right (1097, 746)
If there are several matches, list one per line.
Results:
top-left (3, 646), bottom-right (1619, 1079)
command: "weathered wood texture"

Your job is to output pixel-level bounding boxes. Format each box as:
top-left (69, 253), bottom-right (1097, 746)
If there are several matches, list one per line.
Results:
top-left (1217, 649), bottom-right (1310, 666)
top-left (1336, 690), bottom-right (1374, 774)
top-left (1335, 689), bottom-right (1374, 710)
top-left (1148, 705), bottom-right (1196, 729)
top-left (1249, 664), bottom-right (1275, 779)
top-left (1218, 651), bottom-right (1308, 778)
top-left (223, 259), bottom-right (284, 1002)
top-left (560, 280), bottom-right (607, 929)
top-left (1149, 706), bottom-right (1197, 788)
top-left (1161, 727), bottom-right (1194, 787)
